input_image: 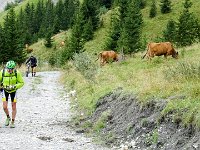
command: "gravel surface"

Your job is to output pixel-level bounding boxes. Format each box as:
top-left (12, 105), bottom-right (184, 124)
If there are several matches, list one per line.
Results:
top-left (0, 71), bottom-right (110, 150)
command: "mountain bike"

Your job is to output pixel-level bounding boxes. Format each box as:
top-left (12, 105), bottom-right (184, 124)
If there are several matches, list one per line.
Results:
top-left (26, 63), bottom-right (30, 77)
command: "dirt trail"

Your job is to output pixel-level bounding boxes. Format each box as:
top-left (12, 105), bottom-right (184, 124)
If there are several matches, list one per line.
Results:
top-left (0, 71), bottom-right (110, 150)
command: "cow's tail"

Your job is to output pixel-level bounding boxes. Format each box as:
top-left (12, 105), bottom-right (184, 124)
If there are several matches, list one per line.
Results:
top-left (141, 44), bottom-right (149, 59)
top-left (142, 52), bottom-right (147, 59)
top-left (96, 52), bottom-right (102, 61)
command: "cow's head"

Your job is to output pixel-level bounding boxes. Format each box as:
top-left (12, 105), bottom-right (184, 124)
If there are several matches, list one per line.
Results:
top-left (172, 51), bottom-right (178, 59)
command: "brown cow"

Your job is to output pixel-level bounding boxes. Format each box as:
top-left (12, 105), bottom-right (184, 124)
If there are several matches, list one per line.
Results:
top-left (96, 50), bottom-right (119, 66)
top-left (25, 44), bottom-right (33, 53)
top-left (142, 42), bottom-right (178, 60)
top-left (59, 41), bottom-right (65, 48)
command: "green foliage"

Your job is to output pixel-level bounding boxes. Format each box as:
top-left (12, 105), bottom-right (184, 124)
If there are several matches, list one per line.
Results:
top-left (177, 0), bottom-right (200, 46)
top-left (139, 0), bottom-right (146, 9)
top-left (72, 52), bottom-right (98, 81)
top-left (2, 7), bottom-right (26, 64)
top-left (105, 7), bottom-right (121, 50)
top-left (81, 0), bottom-right (99, 31)
top-left (145, 129), bottom-right (159, 145)
top-left (93, 110), bottom-right (111, 132)
top-left (48, 47), bottom-right (58, 66)
top-left (98, 0), bottom-right (112, 9)
top-left (44, 28), bottom-right (54, 48)
top-left (163, 19), bottom-right (177, 43)
top-left (4, 2), bottom-right (18, 11)
top-left (82, 17), bottom-right (94, 42)
top-left (118, 0), bottom-right (143, 54)
top-left (149, 0), bottom-right (157, 18)
top-left (160, 0), bottom-right (172, 14)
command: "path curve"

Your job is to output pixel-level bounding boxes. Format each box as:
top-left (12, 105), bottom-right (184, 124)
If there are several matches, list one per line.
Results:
top-left (0, 71), bottom-right (110, 150)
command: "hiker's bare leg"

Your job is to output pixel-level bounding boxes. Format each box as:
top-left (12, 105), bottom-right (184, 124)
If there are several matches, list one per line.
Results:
top-left (11, 102), bottom-right (17, 121)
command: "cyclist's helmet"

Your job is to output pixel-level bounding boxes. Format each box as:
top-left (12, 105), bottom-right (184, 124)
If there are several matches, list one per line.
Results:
top-left (6, 60), bottom-right (16, 69)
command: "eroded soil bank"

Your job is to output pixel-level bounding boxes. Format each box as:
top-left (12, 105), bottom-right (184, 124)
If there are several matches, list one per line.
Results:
top-left (78, 88), bottom-right (200, 150)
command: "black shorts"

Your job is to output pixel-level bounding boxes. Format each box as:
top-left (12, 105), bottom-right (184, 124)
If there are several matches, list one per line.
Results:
top-left (31, 64), bottom-right (37, 68)
top-left (1, 90), bottom-right (17, 102)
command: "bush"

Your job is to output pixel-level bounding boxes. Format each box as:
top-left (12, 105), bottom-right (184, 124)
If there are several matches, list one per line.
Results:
top-left (72, 52), bottom-right (98, 81)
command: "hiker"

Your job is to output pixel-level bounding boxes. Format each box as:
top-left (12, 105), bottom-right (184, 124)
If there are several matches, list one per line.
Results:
top-left (26, 55), bottom-right (37, 77)
top-left (0, 60), bottom-right (24, 128)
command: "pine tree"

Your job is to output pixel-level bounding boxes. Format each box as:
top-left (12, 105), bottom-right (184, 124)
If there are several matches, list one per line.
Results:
top-left (44, 28), bottom-right (54, 48)
top-left (149, 0), bottom-right (157, 18)
top-left (39, 0), bottom-right (55, 37)
top-left (105, 6), bottom-right (121, 50)
top-left (82, 17), bottom-right (93, 42)
top-left (139, 0), bottom-right (146, 9)
top-left (3, 8), bottom-right (26, 64)
top-left (34, 0), bottom-right (45, 35)
top-left (69, 12), bottom-right (84, 54)
top-left (61, 11), bottom-right (84, 62)
top-left (163, 19), bottom-right (177, 43)
top-left (0, 25), bottom-right (6, 63)
top-left (118, 0), bottom-right (143, 54)
top-left (177, 0), bottom-right (200, 46)
top-left (98, 0), bottom-right (112, 8)
top-left (54, 0), bottom-right (64, 32)
top-left (63, 0), bottom-right (79, 29)
top-left (160, 0), bottom-right (172, 14)
top-left (81, 0), bottom-right (99, 31)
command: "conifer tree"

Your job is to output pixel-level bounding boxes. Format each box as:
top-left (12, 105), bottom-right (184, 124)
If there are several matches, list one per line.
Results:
top-left (118, 0), bottom-right (143, 54)
top-left (39, 0), bottom-right (55, 37)
top-left (139, 0), bottom-right (146, 9)
top-left (34, 0), bottom-right (45, 35)
top-left (80, 0), bottom-right (99, 31)
top-left (105, 7), bottom-right (121, 50)
top-left (82, 17), bottom-right (93, 42)
top-left (160, 0), bottom-right (172, 14)
top-left (0, 25), bottom-right (6, 63)
top-left (61, 11), bottom-right (84, 62)
top-left (54, 0), bottom-right (64, 32)
top-left (44, 28), bottom-right (54, 48)
top-left (177, 0), bottom-right (200, 46)
top-left (3, 8), bottom-right (26, 64)
top-left (63, 0), bottom-right (79, 29)
top-left (149, 0), bottom-right (157, 18)
top-left (69, 12), bottom-right (84, 54)
top-left (163, 19), bottom-right (177, 43)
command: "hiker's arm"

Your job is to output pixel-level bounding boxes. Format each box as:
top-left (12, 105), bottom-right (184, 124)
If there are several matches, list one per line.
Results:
top-left (26, 58), bottom-right (30, 64)
top-left (16, 71), bottom-right (24, 89)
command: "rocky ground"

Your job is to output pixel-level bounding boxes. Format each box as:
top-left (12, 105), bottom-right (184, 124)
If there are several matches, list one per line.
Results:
top-left (84, 88), bottom-right (200, 150)
top-left (0, 71), bottom-right (110, 150)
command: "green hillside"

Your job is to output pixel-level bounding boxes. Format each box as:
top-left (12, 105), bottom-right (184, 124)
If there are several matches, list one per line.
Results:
top-left (1, 0), bottom-right (200, 42)
top-left (0, 0), bottom-right (43, 24)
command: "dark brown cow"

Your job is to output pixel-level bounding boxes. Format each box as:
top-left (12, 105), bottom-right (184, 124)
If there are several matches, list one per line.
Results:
top-left (142, 42), bottom-right (178, 60)
top-left (96, 50), bottom-right (119, 66)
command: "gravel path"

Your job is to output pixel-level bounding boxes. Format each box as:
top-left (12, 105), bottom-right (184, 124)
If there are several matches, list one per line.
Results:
top-left (0, 71), bottom-right (110, 150)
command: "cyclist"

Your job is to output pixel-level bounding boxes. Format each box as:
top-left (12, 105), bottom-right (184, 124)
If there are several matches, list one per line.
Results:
top-left (26, 56), bottom-right (37, 77)
top-left (0, 60), bottom-right (24, 128)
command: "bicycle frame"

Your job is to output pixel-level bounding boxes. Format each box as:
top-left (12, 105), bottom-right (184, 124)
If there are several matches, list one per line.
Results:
top-left (26, 63), bottom-right (31, 77)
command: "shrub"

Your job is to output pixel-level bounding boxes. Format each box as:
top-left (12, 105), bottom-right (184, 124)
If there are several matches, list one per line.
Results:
top-left (72, 52), bottom-right (98, 81)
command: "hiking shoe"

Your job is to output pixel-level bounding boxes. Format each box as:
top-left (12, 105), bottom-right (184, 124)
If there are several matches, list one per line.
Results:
top-left (5, 118), bottom-right (11, 126)
top-left (10, 121), bottom-right (15, 128)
